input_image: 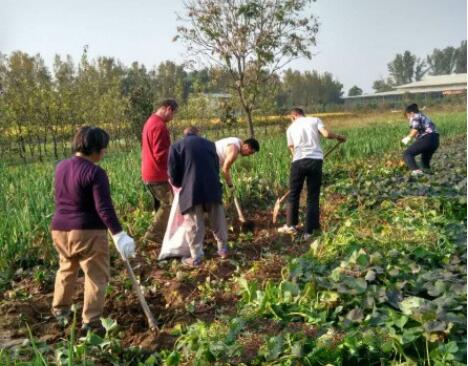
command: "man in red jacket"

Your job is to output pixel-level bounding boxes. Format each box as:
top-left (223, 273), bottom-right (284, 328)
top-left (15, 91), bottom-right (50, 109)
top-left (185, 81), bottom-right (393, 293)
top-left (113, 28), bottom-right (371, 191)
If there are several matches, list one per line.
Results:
top-left (141, 99), bottom-right (178, 243)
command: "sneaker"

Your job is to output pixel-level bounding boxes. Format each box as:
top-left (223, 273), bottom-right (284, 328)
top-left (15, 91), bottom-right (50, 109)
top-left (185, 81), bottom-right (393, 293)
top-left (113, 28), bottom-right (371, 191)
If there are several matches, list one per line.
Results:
top-left (182, 257), bottom-right (202, 268)
top-left (411, 169), bottom-right (424, 176)
top-left (81, 321), bottom-right (106, 337)
top-left (277, 225), bottom-right (297, 235)
top-left (217, 248), bottom-right (229, 259)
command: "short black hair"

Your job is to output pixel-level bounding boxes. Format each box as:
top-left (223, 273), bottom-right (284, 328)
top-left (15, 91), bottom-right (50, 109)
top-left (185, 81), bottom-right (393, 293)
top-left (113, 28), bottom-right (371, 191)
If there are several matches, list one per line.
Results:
top-left (291, 107), bottom-right (305, 116)
top-left (72, 126), bottom-right (110, 155)
top-left (244, 138), bottom-right (260, 152)
top-left (405, 103), bottom-right (419, 114)
top-left (158, 99), bottom-right (178, 112)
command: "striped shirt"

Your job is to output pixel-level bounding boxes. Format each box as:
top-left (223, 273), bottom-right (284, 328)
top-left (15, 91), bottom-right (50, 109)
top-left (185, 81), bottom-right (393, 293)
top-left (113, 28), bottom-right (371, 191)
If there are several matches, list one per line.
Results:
top-left (409, 113), bottom-right (438, 138)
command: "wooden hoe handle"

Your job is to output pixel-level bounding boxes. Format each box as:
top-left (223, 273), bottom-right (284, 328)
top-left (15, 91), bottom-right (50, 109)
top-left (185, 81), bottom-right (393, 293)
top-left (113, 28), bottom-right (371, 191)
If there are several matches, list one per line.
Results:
top-left (123, 258), bottom-right (159, 332)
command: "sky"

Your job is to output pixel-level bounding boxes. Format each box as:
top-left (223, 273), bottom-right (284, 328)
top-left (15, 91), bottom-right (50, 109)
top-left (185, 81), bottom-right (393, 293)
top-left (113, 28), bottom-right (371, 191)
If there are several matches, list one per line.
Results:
top-left (1, 0), bottom-right (466, 93)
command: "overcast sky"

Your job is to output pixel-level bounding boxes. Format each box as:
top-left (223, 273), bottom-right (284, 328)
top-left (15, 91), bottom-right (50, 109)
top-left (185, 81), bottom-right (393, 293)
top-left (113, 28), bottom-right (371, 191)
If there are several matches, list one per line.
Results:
top-left (1, 0), bottom-right (466, 93)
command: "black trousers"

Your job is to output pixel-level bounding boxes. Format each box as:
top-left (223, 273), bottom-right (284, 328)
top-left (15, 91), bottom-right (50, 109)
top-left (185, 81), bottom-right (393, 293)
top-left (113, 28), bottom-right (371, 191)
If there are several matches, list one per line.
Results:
top-left (287, 158), bottom-right (323, 234)
top-left (403, 133), bottom-right (439, 171)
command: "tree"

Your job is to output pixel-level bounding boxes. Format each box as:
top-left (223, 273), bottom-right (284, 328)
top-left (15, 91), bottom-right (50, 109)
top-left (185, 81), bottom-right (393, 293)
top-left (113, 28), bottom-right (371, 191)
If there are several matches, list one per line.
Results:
top-left (176, 0), bottom-right (319, 137)
top-left (427, 46), bottom-right (457, 75)
top-left (348, 85), bottom-right (363, 96)
top-left (387, 51), bottom-right (417, 85)
top-left (122, 62), bottom-right (154, 140)
top-left (455, 40), bottom-right (467, 73)
top-left (278, 69), bottom-right (343, 110)
top-left (152, 61), bottom-right (188, 103)
top-left (414, 58), bottom-right (428, 81)
top-left (372, 78), bottom-right (394, 93)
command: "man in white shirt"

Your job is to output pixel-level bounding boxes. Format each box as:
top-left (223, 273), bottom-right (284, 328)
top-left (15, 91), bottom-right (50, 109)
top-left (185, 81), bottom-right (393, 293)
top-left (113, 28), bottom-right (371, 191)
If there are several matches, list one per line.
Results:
top-left (278, 107), bottom-right (346, 237)
top-left (215, 137), bottom-right (260, 188)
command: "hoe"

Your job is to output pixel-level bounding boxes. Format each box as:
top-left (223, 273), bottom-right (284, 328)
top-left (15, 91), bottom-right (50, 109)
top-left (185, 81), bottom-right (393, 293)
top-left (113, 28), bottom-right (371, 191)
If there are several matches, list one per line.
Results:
top-left (272, 141), bottom-right (343, 224)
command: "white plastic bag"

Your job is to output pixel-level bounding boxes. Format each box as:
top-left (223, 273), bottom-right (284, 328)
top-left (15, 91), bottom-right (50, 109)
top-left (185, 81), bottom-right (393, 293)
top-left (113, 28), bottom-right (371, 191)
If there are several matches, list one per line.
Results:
top-left (158, 187), bottom-right (191, 260)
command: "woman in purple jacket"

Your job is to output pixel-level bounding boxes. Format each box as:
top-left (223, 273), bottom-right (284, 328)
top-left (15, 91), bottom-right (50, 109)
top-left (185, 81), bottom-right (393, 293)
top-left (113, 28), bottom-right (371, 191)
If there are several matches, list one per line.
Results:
top-left (51, 126), bottom-right (135, 335)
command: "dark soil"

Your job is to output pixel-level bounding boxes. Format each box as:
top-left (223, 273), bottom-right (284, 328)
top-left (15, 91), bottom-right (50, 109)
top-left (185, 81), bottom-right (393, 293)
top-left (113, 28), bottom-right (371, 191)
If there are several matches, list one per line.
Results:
top-left (0, 209), bottom-right (313, 352)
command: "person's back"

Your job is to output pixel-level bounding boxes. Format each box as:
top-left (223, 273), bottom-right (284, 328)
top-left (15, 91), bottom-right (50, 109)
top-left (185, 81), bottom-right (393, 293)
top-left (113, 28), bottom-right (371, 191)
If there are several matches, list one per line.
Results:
top-left (287, 116), bottom-right (324, 162)
top-left (170, 134), bottom-right (222, 214)
top-left (169, 133), bottom-right (228, 266)
top-left (215, 137), bottom-right (242, 164)
top-left (409, 113), bottom-right (438, 138)
top-left (52, 156), bottom-right (121, 234)
top-left (50, 126), bottom-right (135, 336)
top-left (279, 108), bottom-right (346, 237)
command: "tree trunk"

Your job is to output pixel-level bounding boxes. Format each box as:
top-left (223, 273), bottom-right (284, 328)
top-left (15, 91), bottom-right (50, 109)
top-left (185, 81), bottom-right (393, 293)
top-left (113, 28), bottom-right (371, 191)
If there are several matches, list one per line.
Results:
top-left (246, 109), bottom-right (255, 138)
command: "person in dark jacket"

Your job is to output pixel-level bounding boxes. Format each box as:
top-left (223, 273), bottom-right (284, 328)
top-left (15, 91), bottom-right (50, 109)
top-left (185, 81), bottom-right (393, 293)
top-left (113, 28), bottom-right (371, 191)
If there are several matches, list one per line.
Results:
top-left (168, 131), bottom-right (228, 267)
top-left (401, 103), bottom-right (439, 175)
top-left (51, 126), bottom-right (135, 335)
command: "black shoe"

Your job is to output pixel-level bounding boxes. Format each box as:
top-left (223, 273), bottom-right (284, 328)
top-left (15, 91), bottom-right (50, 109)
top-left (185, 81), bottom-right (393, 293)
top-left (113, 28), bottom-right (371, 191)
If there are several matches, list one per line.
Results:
top-left (81, 321), bottom-right (106, 337)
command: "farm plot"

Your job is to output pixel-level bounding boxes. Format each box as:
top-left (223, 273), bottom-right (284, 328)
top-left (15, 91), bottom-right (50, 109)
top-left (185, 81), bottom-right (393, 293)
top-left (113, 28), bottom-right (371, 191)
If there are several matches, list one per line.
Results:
top-left (0, 114), bottom-right (466, 365)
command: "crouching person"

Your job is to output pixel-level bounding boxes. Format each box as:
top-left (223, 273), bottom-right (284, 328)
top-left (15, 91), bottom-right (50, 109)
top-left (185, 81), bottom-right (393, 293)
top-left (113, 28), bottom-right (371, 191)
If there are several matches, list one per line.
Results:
top-left (401, 103), bottom-right (439, 175)
top-left (168, 129), bottom-right (228, 267)
top-left (51, 126), bottom-right (135, 335)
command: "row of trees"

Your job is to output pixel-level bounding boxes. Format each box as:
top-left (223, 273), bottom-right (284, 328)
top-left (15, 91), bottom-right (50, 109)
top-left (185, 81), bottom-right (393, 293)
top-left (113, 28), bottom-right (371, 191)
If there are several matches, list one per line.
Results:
top-left (348, 40), bottom-right (467, 95)
top-left (0, 49), bottom-right (343, 161)
top-left (1, 0), bottom-right (334, 159)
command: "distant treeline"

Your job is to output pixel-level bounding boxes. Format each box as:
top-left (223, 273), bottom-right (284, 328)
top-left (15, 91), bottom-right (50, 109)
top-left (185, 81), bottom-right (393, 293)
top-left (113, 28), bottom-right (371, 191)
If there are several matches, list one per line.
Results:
top-left (0, 48), bottom-right (345, 161)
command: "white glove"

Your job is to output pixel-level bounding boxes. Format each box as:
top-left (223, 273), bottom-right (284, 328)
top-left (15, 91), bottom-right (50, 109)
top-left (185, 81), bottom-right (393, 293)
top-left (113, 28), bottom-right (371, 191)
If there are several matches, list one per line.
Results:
top-left (112, 231), bottom-right (136, 259)
top-left (401, 136), bottom-right (411, 145)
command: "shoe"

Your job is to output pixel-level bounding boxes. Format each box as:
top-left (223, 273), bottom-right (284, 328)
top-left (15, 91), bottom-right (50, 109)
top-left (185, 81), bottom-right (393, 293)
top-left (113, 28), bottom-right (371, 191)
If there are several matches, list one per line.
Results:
top-left (52, 309), bottom-right (71, 327)
top-left (277, 225), bottom-right (297, 235)
top-left (81, 321), bottom-right (106, 337)
top-left (217, 248), bottom-right (229, 259)
top-left (411, 169), bottom-right (424, 176)
top-left (182, 257), bottom-right (202, 268)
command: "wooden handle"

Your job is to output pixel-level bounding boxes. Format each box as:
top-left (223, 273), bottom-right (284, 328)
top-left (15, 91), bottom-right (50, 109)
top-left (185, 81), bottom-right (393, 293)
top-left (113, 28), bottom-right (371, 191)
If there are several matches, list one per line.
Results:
top-left (233, 196), bottom-right (246, 223)
top-left (123, 259), bottom-right (159, 332)
top-left (324, 141), bottom-right (342, 158)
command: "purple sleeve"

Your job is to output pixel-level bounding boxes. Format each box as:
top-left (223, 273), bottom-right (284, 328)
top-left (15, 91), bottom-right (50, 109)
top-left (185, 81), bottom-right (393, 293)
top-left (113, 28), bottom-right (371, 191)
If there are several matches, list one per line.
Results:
top-left (92, 168), bottom-right (123, 235)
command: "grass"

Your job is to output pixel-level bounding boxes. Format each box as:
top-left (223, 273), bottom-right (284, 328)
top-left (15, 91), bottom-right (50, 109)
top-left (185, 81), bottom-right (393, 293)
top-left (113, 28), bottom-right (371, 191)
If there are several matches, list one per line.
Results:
top-left (0, 110), bottom-right (466, 365)
top-left (0, 111), bottom-right (466, 276)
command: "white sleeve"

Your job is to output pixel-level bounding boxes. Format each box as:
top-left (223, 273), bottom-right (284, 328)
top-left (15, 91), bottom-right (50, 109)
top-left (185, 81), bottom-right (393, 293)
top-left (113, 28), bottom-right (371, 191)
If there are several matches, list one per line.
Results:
top-left (287, 127), bottom-right (293, 146)
top-left (317, 118), bottom-right (325, 129)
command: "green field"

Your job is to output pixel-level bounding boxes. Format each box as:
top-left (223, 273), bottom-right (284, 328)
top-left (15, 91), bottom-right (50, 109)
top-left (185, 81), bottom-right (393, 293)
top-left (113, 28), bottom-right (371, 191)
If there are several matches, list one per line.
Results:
top-left (0, 111), bottom-right (466, 365)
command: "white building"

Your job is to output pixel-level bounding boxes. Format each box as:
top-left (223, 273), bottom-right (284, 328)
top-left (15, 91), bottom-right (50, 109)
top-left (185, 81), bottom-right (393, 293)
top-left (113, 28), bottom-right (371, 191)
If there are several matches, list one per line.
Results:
top-left (343, 73), bottom-right (467, 105)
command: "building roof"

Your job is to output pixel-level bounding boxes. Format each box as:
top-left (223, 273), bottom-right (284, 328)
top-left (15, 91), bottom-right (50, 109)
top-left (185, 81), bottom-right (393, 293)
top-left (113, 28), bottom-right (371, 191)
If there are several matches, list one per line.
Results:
top-left (345, 90), bottom-right (404, 99)
top-left (343, 73), bottom-right (467, 100)
top-left (398, 73), bottom-right (467, 90)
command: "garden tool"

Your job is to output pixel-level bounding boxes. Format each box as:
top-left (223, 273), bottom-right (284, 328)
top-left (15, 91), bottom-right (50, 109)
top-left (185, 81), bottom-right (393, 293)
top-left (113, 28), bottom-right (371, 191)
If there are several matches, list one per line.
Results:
top-left (272, 140), bottom-right (343, 224)
top-left (122, 257), bottom-right (159, 332)
top-left (233, 195), bottom-right (255, 232)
